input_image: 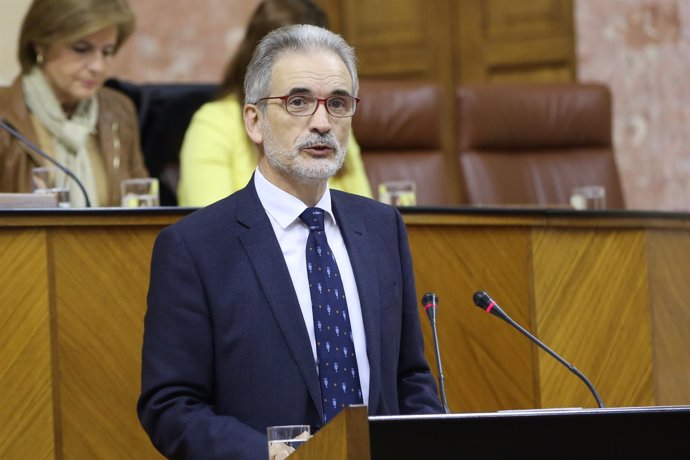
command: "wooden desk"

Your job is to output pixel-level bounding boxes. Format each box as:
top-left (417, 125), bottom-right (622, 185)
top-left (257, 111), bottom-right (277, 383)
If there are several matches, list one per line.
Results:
top-left (2, 207), bottom-right (689, 459)
top-left (1, 209), bottom-right (179, 459)
top-left (406, 207), bottom-right (690, 413)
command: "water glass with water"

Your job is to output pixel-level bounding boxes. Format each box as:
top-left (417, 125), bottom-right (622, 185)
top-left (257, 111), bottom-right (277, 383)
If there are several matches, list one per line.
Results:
top-left (267, 425), bottom-right (311, 460)
top-left (32, 166), bottom-right (71, 208)
top-left (121, 178), bottom-right (160, 208)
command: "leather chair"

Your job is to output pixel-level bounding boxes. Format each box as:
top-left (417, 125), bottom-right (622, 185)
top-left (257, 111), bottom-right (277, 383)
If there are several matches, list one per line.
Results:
top-left (105, 79), bottom-right (217, 206)
top-left (354, 80), bottom-right (455, 205)
top-left (456, 83), bottom-right (625, 208)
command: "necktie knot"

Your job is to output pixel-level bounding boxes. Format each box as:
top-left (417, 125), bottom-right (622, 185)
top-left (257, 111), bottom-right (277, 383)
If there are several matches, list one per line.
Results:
top-left (300, 207), bottom-right (325, 232)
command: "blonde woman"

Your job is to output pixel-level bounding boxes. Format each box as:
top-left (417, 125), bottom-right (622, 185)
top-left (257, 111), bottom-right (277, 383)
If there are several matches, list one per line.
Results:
top-left (0, 0), bottom-right (148, 207)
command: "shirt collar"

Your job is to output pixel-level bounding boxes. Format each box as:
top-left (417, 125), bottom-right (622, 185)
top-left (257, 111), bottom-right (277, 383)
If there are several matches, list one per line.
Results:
top-left (254, 168), bottom-right (335, 229)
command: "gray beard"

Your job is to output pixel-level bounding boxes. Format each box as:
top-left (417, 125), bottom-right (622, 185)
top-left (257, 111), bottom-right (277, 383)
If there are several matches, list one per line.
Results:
top-left (261, 125), bottom-right (347, 182)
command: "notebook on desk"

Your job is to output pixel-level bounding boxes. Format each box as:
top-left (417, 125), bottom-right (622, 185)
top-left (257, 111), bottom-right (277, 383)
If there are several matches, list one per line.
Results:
top-left (0, 193), bottom-right (59, 209)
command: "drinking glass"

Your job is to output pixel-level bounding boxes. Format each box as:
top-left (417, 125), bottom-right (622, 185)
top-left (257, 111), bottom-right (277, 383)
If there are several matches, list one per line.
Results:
top-left (378, 180), bottom-right (417, 206)
top-left (267, 425), bottom-right (311, 460)
top-left (31, 166), bottom-right (70, 208)
top-left (570, 185), bottom-right (606, 210)
top-left (121, 178), bottom-right (160, 207)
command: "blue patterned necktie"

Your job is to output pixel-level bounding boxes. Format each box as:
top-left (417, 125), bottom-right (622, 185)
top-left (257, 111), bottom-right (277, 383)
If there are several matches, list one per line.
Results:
top-left (299, 207), bottom-right (363, 424)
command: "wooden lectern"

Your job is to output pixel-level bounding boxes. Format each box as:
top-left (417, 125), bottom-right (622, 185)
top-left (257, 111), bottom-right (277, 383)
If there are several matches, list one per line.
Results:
top-left (293, 405), bottom-right (690, 459)
top-left (291, 405), bottom-right (369, 460)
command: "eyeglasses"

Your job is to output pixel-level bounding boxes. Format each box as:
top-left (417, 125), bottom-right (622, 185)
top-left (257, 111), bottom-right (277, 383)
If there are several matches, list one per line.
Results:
top-left (256, 94), bottom-right (359, 118)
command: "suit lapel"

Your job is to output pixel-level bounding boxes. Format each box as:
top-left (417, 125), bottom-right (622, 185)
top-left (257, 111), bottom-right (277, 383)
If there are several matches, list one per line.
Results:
top-left (331, 194), bottom-right (382, 413)
top-left (235, 184), bottom-right (323, 417)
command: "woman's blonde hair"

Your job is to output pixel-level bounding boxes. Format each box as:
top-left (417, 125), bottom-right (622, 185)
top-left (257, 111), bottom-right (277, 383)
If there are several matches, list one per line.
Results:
top-left (18, 0), bottom-right (135, 73)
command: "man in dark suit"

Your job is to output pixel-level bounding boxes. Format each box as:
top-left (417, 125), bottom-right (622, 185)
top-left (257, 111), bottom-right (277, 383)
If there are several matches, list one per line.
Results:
top-left (138, 24), bottom-right (443, 460)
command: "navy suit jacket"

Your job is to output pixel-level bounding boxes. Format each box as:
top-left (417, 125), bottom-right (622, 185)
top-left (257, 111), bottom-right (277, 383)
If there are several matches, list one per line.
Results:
top-left (138, 180), bottom-right (443, 459)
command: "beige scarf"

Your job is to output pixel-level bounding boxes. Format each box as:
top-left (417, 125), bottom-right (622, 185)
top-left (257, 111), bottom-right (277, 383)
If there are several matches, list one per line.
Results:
top-left (22, 67), bottom-right (99, 207)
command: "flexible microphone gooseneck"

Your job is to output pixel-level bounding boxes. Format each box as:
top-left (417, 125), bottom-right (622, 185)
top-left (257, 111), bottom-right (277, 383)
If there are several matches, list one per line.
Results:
top-left (1, 118), bottom-right (92, 207)
top-left (421, 292), bottom-right (450, 413)
top-left (472, 290), bottom-right (605, 409)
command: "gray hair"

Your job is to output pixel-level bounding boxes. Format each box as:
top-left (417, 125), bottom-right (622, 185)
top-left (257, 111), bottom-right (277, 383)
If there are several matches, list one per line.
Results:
top-left (244, 24), bottom-right (358, 106)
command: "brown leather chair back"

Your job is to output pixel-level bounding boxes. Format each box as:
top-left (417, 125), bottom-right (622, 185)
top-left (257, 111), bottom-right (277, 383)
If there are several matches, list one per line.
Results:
top-left (456, 83), bottom-right (625, 208)
top-left (354, 80), bottom-right (454, 205)
top-left (105, 79), bottom-right (217, 206)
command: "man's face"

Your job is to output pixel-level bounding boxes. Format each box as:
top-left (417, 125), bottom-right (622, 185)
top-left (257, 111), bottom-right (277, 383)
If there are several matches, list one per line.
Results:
top-left (254, 49), bottom-right (353, 183)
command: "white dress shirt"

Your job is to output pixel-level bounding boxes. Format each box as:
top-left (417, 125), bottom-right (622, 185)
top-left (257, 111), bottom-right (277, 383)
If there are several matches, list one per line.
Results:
top-left (253, 169), bottom-right (370, 405)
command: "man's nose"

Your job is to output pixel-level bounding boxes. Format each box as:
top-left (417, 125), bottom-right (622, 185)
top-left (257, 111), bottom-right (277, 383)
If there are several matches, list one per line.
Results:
top-left (308, 101), bottom-right (332, 133)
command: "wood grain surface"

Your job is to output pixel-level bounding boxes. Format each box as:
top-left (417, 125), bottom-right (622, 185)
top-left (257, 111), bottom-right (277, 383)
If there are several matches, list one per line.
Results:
top-left (647, 230), bottom-right (690, 404)
top-left (52, 226), bottom-right (163, 459)
top-left (533, 228), bottom-right (653, 408)
top-left (0, 229), bottom-right (55, 459)
top-left (2, 209), bottom-right (690, 459)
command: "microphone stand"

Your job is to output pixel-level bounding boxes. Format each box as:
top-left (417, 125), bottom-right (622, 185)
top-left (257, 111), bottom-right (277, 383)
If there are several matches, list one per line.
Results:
top-left (1, 118), bottom-right (92, 207)
top-left (428, 306), bottom-right (450, 414)
top-left (499, 311), bottom-right (605, 409)
top-left (422, 292), bottom-right (450, 414)
top-left (473, 291), bottom-right (605, 409)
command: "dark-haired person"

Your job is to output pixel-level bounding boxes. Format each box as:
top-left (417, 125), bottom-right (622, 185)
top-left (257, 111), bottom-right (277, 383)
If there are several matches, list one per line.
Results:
top-left (0, 0), bottom-right (148, 207)
top-left (177, 0), bottom-right (371, 207)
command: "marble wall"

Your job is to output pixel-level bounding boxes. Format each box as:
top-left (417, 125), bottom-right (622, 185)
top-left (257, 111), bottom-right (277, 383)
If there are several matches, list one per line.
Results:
top-left (0, 0), bottom-right (32, 85)
top-left (576, 0), bottom-right (690, 210)
top-left (111, 0), bottom-right (261, 82)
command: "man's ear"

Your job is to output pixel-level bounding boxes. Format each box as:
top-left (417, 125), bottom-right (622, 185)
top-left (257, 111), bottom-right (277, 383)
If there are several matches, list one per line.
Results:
top-left (244, 104), bottom-right (263, 145)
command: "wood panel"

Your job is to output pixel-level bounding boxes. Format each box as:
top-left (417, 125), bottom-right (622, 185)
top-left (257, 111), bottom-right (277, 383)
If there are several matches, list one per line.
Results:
top-left (0, 229), bottom-right (55, 459)
top-left (454, 0), bottom-right (575, 83)
top-left (332, 0), bottom-right (450, 80)
top-left (647, 230), bottom-right (690, 404)
top-left (322, 0), bottom-right (574, 83)
top-left (408, 225), bottom-right (535, 412)
top-left (293, 405), bottom-right (369, 460)
top-left (484, 0), bottom-right (573, 39)
top-left (533, 228), bottom-right (654, 409)
top-left (52, 226), bottom-right (163, 459)
top-left (406, 213), bottom-right (683, 413)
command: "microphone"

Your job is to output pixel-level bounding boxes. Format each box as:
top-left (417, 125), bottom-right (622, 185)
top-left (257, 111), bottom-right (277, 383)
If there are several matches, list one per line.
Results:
top-left (421, 292), bottom-right (450, 413)
top-left (1, 118), bottom-right (92, 207)
top-left (472, 290), bottom-right (605, 409)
